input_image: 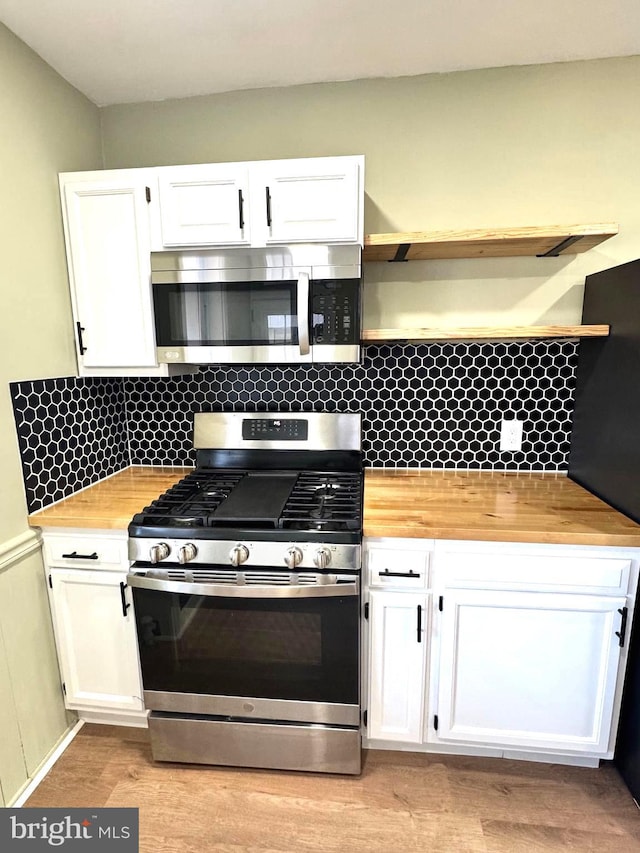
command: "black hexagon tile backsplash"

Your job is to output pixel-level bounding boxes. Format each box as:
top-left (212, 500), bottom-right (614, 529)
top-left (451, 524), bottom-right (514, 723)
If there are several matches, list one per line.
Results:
top-left (10, 376), bottom-right (129, 513)
top-left (10, 341), bottom-right (578, 512)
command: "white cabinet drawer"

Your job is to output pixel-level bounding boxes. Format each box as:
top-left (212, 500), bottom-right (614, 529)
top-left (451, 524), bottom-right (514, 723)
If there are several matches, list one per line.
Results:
top-left (367, 547), bottom-right (429, 589)
top-left (44, 534), bottom-right (128, 569)
top-left (439, 550), bottom-right (631, 595)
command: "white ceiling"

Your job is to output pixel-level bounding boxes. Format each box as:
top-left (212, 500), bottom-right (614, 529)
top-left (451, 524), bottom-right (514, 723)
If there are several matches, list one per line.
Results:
top-left (1, 0), bottom-right (639, 107)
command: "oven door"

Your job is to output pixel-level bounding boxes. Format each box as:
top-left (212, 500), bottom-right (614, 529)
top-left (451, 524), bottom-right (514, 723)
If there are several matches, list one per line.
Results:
top-left (152, 267), bottom-right (312, 364)
top-left (128, 568), bottom-right (360, 726)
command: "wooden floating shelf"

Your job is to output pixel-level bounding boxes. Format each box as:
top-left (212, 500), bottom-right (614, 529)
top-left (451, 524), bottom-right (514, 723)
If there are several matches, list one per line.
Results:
top-left (362, 224), bottom-right (619, 262)
top-left (362, 325), bottom-right (611, 343)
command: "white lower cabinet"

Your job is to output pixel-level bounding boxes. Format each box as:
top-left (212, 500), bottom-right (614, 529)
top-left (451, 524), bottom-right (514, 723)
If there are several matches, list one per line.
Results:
top-left (368, 591), bottom-right (429, 743)
top-left (365, 537), bottom-right (639, 764)
top-left (40, 530), bottom-right (145, 724)
top-left (48, 568), bottom-right (143, 713)
top-left (435, 588), bottom-right (626, 753)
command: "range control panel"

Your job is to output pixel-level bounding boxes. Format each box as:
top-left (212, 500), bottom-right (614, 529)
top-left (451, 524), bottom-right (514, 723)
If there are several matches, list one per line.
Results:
top-left (242, 418), bottom-right (309, 441)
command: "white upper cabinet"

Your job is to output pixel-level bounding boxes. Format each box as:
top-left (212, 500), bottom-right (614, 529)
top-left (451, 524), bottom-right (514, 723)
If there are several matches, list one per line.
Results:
top-left (152, 155), bottom-right (364, 249)
top-left (156, 163), bottom-right (250, 247)
top-left (254, 157), bottom-right (363, 245)
top-left (60, 172), bottom-right (161, 374)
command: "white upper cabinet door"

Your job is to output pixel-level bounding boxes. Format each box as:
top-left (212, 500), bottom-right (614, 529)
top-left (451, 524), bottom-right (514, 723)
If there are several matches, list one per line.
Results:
top-left (48, 569), bottom-right (143, 713)
top-left (368, 590), bottom-right (428, 743)
top-left (255, 157), bottom-right (363, 245)
top-left (435, 589), bottom-right (626, 753)
top-left (61, 177), bottom-right (157, 369)
top-left (157, 164), bottom-right (250, 246)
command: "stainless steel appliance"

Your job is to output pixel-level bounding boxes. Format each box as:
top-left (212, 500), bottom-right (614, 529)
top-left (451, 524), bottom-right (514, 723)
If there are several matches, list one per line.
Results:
top-left (127, 412), bottom-right (363, 774)
top-left (151, 245), bottom-right (361, 364)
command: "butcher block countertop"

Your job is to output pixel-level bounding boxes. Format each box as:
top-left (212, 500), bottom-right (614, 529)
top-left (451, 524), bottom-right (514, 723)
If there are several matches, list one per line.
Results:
top-left (28, 466), bottom-right (192, 530)
top-left (28, 466), bottom-right (640, 548)
top-left (364, 470), bottom-right (640, 547)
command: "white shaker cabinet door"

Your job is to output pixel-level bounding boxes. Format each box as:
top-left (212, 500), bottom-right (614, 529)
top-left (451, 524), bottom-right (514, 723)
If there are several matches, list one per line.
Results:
top-left (435, 589), bottom-right (626, 753)
top-left (156, 164), bottom-right (250, 247)
top-left (368, 590), bottom-right (428, 743)
top-left (256, 157), bottom-right (362, 245)
top-left (62, 178), bottom-right (157, 369)
top-left (48, 569), bottom-right (143, 713)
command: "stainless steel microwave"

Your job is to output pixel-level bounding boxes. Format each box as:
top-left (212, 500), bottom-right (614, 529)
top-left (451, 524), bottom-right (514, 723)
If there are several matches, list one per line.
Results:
top-left (151, 245), bottom-right (361, 364)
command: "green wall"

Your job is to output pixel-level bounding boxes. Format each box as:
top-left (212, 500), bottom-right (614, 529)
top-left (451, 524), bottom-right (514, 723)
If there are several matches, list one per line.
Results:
top-left (0, 22), bottom-right (102, 805)
top-left (0, 22), bottom-right (102, 541)
top-left (101, 57), bottom-right (640, 331)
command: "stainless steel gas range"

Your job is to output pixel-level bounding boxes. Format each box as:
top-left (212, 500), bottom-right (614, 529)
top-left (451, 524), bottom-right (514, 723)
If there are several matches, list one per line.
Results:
top-left (127, 412), bottom-right (363, 775)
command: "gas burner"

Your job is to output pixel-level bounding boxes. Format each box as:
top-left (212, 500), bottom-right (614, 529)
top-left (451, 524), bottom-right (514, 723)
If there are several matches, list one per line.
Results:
top-left (310, 507), bottom-right (331, 520)
top-left (310, 492), bottom-right (336, 519)
top-left (280, 470), bottom-right (362, 531)
top-left (201, 489), bottom-right (228, 500)
top-left (310, 520), bottom-right (340, 530)
top-left (311, 484), bottom-right (342, 500)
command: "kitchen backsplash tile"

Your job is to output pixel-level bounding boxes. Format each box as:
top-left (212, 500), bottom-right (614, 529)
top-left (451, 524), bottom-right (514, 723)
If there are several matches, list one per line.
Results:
top-left (10, 376), bottom-right (129, 513)
top-left (124, 341), bottom-right (577, 470)
top-left (11, 341), bottom-right (578, 512)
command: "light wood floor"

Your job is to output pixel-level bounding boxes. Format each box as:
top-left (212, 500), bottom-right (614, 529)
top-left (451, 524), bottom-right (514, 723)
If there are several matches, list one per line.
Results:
top-left (26, 725), bottom-right (640, 852)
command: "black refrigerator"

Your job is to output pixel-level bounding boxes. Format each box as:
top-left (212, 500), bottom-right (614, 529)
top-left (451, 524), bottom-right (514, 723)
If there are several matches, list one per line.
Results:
top-left (567, 257), bottom-right (640, 801)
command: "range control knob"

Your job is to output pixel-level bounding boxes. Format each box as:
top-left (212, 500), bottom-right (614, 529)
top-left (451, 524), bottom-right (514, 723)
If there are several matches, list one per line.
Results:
top-left (313, 547), bottom-right (332, 570)
top-left (230, 544), bottom-right (249, 567)
top-left (284, 546), bottom-right (303, 569)
top-left (149, 542), bottom-right (170, 564)
top-left (177, 543), bottom-right (198, 565)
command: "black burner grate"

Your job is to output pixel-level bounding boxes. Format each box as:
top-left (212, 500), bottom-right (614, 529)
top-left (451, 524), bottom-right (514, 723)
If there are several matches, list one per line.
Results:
top-left (281, 472), bottom-right (363, 531)
top-left (131, 470), bottom-right (246, 527)
top-left (130, 468), bottom-right (363, 532)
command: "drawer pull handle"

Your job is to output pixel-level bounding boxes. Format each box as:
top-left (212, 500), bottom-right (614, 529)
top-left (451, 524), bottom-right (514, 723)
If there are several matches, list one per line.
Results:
top-left (616, 606), bottom-right (629, 648)
top-left (61, 551), bottom-right (99, 560)
top-left (120, 582), bottom-right (131, 618)
top-left (380, 569), bottom-right (419, 578)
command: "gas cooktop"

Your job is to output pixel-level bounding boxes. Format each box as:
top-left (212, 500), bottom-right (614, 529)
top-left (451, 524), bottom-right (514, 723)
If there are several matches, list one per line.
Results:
top-left (130, 468), bottom-right (363, 536)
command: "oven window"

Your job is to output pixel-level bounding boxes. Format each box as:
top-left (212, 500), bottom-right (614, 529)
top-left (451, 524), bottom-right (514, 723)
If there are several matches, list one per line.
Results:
top-left (153, 281), bottom-right (299, 346)
top-left (133, 589), bottom-right (359, 705)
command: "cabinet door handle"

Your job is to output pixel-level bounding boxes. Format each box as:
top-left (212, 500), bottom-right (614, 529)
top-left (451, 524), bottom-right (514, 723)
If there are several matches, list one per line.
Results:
top-left (238, 188), bottom-right (244, 230)
top-left (265, 186), bottom-right (272, 226)
top-left (76, 321), bottom-right (88, 355)
top-left (380, 569), bottom-right (419, 578)
top-left (62, 550), bottom-right (99, 560)
top-left (417, 604), bottom-right (423, 643)
top-left (616, 606), bottom-right (629, 647)
top-left (120, 581), bottom-right (131, 618)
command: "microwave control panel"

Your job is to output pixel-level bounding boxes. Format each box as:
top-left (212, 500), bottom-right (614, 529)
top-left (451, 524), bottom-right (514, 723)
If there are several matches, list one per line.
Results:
top-left (311, 279), bottom-right (360, 344)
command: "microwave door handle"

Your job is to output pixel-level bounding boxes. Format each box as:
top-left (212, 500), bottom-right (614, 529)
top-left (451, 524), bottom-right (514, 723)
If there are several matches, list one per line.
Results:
top-left (297, 272), bottom-right (310, 356)
top-left (127, 573), bottom-right (358, 598)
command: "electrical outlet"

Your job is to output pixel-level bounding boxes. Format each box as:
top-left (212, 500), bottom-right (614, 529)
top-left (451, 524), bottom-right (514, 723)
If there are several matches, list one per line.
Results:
top-left (499, 418), bottom-right (523, 452)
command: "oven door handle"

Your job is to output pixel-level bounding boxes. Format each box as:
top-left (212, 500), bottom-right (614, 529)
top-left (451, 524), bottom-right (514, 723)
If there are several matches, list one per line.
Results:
top-left (127, 573), bottom-right (359, 598)
top-left (297, 271), bottom-right (310, 356)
